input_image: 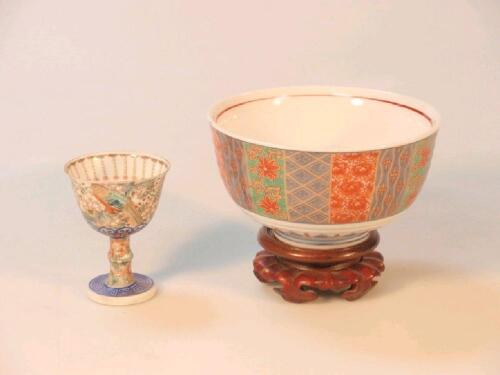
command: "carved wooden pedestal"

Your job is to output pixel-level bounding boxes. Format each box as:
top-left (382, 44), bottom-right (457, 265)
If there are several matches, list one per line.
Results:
top-left (253, 227), bottom-right (384, 303)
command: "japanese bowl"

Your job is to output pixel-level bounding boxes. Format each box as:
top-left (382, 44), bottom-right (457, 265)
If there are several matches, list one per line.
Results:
top-left (210, 86), bottom-right (439, 249)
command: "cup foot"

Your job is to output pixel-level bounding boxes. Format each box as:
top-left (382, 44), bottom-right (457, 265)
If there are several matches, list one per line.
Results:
top-left (87, 273), bottom-right (156, 306)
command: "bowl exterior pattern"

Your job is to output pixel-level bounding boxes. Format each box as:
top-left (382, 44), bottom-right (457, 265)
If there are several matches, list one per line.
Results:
top-left (212, 129), bottom-right (436, 224)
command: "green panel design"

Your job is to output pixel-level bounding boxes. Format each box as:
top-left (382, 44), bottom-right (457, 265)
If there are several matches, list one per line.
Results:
top-left (399, 134), bottom-right (436, 212)
top-left (244, 143), bottom-right (288, 220)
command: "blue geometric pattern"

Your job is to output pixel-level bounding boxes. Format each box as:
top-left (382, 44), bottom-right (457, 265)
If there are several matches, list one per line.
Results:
top-left (89, 273), bottom-right (154, 297)
top-left (86, 220), bottom-right (147, 238)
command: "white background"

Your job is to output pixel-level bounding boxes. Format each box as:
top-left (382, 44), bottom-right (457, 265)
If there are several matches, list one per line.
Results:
top-left (1, 1), bottom-right (499, 374)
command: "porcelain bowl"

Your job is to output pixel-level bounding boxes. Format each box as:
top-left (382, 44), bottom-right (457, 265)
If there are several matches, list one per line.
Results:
top-left (210, 86), bottom-right (439, 248)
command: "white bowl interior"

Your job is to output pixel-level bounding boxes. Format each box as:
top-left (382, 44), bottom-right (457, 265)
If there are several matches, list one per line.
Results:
top-left (65, 153), bottom-right (169, 183)
top-left (213, 87), bottom-right (439, 151)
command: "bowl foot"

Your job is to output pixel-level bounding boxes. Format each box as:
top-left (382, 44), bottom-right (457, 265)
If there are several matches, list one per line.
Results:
top-left (87, 273), bottom-right (156, 306)
top-left (253, 227), bottom-right (384, 303)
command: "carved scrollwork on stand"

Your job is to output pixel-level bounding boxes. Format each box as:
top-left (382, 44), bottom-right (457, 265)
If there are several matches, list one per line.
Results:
top-left (253, 227), bottom-right (385, 303)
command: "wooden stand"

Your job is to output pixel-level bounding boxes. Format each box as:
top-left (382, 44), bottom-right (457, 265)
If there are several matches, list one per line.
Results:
top-left (253, 227), bottom-right (384, 303)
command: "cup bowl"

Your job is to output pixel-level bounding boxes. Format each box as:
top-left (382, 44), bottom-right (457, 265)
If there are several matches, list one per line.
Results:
top-left (64, 152), bottom-right (170, 238)
top-left (210, 86), bottom-right (439, 248)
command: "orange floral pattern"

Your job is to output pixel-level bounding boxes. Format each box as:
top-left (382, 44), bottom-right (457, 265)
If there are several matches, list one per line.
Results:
top-left (257, 157), bottom-right (279, 180)
top-left (330, 153), bottom-right (379, 223)
top-left (246, 144), bottom-right (288, 220)
top-left (212, 127), bottom-right (436, 225)
top-left (260, 196), bottom-right (280, 214)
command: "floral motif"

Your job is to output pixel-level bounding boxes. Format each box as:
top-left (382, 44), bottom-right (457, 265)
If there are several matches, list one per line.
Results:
top-left (246, 144), bottom-right (287, 220)
top-left (257, 157), bottom-right (279, 180)
top-left (340, 180), bottom-right (363, 196)
top-left (330, 152), bottom-right (379, 223)
top-left (71, 175), bottom-right (165, 238)
top-left (211, 128), bottom-right (436, 225)
top-left (352, 162), bottom-right (374, 177)
top-left (66, 153), bottom-right (168, 238)
top-left (260, 196), bottom-right (280, 214)
top-left (331, 212), bottom-right (355, 224)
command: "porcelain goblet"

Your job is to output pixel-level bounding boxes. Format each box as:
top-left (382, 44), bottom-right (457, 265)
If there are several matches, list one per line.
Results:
top-left (65, 152), bottom-right (170, 305)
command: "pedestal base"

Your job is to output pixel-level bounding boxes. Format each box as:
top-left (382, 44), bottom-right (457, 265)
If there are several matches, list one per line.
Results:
top-left (253, 227), bottom-right (384, 303)
top-left (87, 273), bottom-right (156, 306)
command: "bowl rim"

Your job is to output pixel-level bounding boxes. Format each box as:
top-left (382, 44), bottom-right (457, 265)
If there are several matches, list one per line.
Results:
top-left (209, 86), bottom-right (440, 152)
top-left (64, 151), bottom-right (171, 184)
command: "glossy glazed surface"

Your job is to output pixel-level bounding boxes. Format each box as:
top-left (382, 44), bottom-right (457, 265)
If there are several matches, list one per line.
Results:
top-left (65, 152), bottom-right (170, 237)
top-left (211, 86), bottom-right (439, 152)
top-left (210, 87), bottom-right (438, 228)
top-left (217, 95), bottom-right (432, 151)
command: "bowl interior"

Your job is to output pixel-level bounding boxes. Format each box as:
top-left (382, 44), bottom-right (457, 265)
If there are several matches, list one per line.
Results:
top-left (65, 153), bottom-right (169, 184)
top-left (212, 87), bottom-right (439, 152)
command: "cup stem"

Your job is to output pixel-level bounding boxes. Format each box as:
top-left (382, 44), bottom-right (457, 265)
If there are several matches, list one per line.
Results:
top-left (106, 237), bottom-right (134, 288)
